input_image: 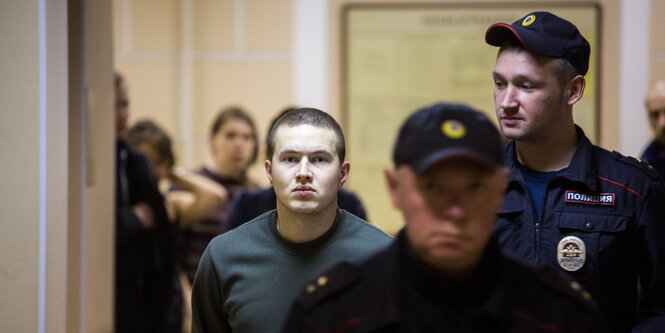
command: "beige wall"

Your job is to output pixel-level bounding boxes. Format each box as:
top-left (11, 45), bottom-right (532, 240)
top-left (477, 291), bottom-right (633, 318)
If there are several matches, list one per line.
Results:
top-left (0, 1), bottom-right (115, 332)
top-left (650, 0), bottom-right (665, 85)
top-left (0, 0), bottom-right (82, 332)
top-left (0, 2), bottom-right (41, 331)
top-left (114, 0), bottom-right (294, 186)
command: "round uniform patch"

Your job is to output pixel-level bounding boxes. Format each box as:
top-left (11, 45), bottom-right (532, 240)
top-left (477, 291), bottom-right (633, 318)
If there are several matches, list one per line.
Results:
top-left (522, 14), bottom-right (536, 26)
top-left (557, 236), bottom-right (586, 271)
top-left (441, 120), bottom-right (466, 139)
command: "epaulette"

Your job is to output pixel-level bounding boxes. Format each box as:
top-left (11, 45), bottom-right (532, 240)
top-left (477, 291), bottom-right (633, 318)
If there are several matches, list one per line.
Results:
top-left (296, 262), bottom-right (361, 312)
top-left (611, 151), bottom-right (660, 180)
top-left (536, 268), bottom-right (598, 312)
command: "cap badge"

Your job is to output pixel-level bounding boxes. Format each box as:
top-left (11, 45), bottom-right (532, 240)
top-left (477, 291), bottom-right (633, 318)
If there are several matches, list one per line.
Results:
top-left (441, 120), bottom-right (466, 139)
top-left (557, 236), bottom-right (586, 272)
top-left (522, 14), bottom-right (536, 26)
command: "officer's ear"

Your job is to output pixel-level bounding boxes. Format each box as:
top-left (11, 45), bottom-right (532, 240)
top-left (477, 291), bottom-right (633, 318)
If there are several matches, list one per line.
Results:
top-left (384, 168), bottom-right (402, 210)
top-left (566, 75), bottom-right (586, 106)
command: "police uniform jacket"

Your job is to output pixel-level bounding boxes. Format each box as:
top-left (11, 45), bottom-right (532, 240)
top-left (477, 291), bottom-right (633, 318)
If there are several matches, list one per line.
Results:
top-left (494, 126), bottom-right (665, 332)
top-left (282, 231), bottom-right (604, 333)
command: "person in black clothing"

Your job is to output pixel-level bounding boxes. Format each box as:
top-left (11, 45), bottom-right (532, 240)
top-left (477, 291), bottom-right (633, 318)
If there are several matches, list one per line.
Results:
top-left (641, 79), bottom-right (665, 177)
top-left (115, 73), bottom-right (182, 332)
top-left (223, 107), bottom-right (368, 233)
top-left (282, 103), bottom-right (604, 333)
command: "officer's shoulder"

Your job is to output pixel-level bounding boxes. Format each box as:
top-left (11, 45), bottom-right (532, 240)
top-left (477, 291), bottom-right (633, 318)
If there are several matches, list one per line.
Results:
top-left (294, 262), bottom-right (362, 312)
top-left (608, 150), bottom-right (660, 180)
top-left (533, 265), bottom-right (598, 312)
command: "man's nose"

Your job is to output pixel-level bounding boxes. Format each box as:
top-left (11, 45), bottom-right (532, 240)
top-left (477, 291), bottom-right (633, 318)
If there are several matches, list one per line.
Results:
top-left (429, 192), bottom-right (466, 220)
top-left (499, 86), bottom-right (519, 111)
top-left (295, 159), bottom-right (313, 182)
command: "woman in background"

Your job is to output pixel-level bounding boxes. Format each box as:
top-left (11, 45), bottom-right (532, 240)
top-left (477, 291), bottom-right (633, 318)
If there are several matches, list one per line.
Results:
top-left (125, 119), bottom-right (229, 333)
top-left (185, 106), bottom-right (260, 276)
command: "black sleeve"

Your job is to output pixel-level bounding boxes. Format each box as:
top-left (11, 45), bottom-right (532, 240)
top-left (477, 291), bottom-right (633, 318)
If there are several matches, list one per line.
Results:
top-left (280, 300), bottom-right (312, 333)
top-left (221, 192), bottom-right (252, 233)
top-left (222, 188), bottom-right (276, 233)
top-left (338, 189), bottom-right (368, 221)
top-left (634, 181), bottom-right (665, 331)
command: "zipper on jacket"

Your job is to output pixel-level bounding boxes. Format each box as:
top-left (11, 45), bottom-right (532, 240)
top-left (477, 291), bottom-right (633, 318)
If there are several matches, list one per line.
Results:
top-left (519, 181), bottom-right (542, 265)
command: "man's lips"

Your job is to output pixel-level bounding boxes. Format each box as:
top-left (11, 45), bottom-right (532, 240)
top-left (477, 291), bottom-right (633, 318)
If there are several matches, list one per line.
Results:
top-left (431, 232), bottom-right (464, 244)
top-left (293, 185), bottom-right (315, 195)
top-left (500, 117), bottom-right (522, 126)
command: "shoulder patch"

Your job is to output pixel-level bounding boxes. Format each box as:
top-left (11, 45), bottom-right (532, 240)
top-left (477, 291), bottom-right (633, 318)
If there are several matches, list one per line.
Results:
top-left (536, 267), bottom-right (598, 312)
top-left (612, 151), bottom-right (661, 180)
top-left (296, 262), bottom-right (361, 312)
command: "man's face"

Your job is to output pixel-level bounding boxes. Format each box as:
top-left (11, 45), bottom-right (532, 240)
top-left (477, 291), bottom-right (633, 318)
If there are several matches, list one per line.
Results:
top-left (210, 118), bottom-right (256, 175)
top-left (386, 159), bottom-right (506, 272)
top-left (646, 87), bottom-right (665, 145)
top-left (492, 48), bottom-right (569, 142)
top-left (266, 124), bottom-right (349, 215)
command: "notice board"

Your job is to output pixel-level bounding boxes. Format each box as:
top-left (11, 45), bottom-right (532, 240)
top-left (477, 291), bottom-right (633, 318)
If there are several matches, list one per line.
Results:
top-left (343, 3), bottom-right (600, 234)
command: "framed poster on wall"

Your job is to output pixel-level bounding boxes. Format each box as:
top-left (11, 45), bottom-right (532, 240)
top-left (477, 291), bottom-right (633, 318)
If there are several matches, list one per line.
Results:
top-left (342, 3), bottom-right (600, 234)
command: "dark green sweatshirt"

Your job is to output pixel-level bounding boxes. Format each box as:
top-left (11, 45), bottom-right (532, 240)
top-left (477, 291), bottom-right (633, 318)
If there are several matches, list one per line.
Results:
top-left (191, 209), bottom-right (393, 333)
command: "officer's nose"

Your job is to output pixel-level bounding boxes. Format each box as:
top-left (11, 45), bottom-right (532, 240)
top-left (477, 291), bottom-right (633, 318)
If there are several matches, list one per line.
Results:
top-left (441, 197), bottom-right (466, 221)
top-left (498, 86), bottom-right (519, 113)
top-left (428, 191), bottom-right (466, 221)
top-left (295, 159), bottom-right (313, 183)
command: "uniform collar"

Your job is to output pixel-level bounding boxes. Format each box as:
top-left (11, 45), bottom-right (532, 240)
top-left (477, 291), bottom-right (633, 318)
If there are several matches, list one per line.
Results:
top-left (505, 125), bottom-right (598, 191)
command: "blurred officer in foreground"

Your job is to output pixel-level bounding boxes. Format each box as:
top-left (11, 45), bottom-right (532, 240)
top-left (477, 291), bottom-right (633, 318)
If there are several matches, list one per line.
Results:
top-left (641, 79), bottom-right (665, 177)
top-left (282, 103), bottom-right (604, 333)
top-left (486, 11), bottom-right (665, 331)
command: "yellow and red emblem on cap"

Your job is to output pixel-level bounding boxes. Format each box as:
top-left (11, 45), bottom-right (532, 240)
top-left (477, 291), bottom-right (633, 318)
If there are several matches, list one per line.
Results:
top-left (441, 120), bottom-right (466, 139)
top-left (522, 14), bottom-right (536, 26)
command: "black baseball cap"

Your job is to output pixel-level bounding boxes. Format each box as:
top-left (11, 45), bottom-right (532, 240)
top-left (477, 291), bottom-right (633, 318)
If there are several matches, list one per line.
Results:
top-left (393, 103), bottom-right (503, 174)
top-left (485, 11), bottom-right (590, 76)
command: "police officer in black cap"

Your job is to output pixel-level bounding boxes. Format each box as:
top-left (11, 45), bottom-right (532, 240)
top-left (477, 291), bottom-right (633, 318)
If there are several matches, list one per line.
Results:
top-left (486, 11), bottom-right (665, 332)
top-left (281, 103), bottom-right (605, 333)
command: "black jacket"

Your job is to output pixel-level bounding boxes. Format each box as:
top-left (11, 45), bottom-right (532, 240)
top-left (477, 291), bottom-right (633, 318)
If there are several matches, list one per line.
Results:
top-left (494, 127), bottom-right (665, 332)
top-left (115, 140), bottom-right (182, 333)
top-left (282, 231), bottom-right (604, 333)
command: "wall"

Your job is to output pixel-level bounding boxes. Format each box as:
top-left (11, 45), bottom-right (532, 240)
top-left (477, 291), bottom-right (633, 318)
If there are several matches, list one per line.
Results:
top-left (114, 0), bottom-right (295, 185)
top-left (0, 0), bottom-right (70, 332)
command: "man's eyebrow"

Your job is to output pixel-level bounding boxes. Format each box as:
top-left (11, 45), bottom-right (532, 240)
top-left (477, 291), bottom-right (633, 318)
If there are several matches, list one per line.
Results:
top-left (278, 149), bottom-right (333, 156)
top-left (493, 71), bottom-right (535, 82)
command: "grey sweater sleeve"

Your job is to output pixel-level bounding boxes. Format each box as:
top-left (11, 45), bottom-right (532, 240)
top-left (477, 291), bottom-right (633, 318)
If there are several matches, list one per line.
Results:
top-left (191, 245), bottom-right (231, 333)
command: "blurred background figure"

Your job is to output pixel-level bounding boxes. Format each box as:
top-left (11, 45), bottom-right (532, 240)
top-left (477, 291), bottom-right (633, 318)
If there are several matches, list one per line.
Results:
top-left (114, 73), bottom-right (183, 333)
top-left (182, 106), bottom-right (260, 283)
top-left (125, 119), bottom-right (229, 333)
top-left (641, 79), bottom-right (665, 177)
top-left (222, 107), bottom-right (368, 233)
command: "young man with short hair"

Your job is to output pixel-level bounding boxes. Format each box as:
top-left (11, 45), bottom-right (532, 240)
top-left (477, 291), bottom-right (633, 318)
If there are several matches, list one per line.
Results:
top-left (191, 108), bottom-right (392, 333)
